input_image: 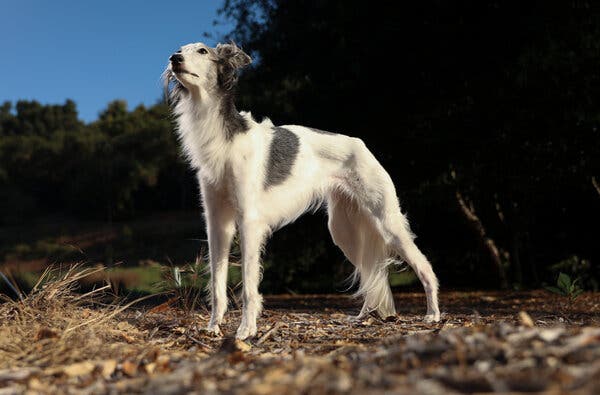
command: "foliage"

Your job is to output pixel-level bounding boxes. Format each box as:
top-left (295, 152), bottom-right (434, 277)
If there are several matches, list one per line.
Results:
top-left (545, 272), bottom-right (584, 300)
top-left (160, 259), bottom-right (206, 313)
top-left (218, 0), bottom-right (600, 290)
top-left (1, 1), bottom-right (599, 292)
top-left (550, 255), bottom-right (599, 292)
top-left (0, 99), bottom-right (194, 225)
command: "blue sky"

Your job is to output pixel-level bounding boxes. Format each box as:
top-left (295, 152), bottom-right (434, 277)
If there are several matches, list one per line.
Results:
top-left (0, 1), bottom-right (233, 122)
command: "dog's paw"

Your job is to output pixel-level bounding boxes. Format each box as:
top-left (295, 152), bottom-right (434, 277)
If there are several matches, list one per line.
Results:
top-left (235, 324), bottom-right (257, 340)
top-left (203, 323), bottom-right (223, 337)
top-left (346, 314), bottom-right (362, 323)
top-left (423, 312), bottom-right (441, 323)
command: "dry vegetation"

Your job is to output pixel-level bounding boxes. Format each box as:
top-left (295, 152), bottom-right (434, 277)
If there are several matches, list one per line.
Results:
top-left (0, 266), bottom-right (599, 394)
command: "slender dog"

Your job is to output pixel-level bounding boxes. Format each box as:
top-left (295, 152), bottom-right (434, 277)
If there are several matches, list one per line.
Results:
top-left (163, 42), bottom-right (440, 340)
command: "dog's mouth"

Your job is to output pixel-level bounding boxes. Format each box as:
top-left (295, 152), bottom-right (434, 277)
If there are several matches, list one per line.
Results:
top-left (171, 64), bottom-right (199, 78)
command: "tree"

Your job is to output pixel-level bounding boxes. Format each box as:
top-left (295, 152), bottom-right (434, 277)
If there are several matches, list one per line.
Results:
top-left (218, 0), bottom-right (600, 288)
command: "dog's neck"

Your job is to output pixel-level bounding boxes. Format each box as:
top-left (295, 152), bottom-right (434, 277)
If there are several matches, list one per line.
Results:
top-left (177, 86), bottom-right (248, 137)
top-left (174, 87), bottom-right (249, 183)
top-left (217, 93), bottom-right (249, 140)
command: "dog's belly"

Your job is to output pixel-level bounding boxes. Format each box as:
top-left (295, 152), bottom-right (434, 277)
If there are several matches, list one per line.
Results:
top-left (257, 165), bottom-right (335, 230)
top-left (258, 182), bottom-right (323, 230)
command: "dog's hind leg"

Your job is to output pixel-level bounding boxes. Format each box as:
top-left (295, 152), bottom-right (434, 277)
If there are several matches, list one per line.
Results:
top-left (327, 192), bottom-right (396, 320)
top-left (201, 180), bottom-right (237, 335)
top-left (384, 213), bottom-right (440, 322)
top-left (344, 137), bottom-right (439, 322)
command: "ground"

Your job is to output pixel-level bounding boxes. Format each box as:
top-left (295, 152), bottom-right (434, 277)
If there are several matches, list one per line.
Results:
top-left (0, 273), bottom-right (599, 394)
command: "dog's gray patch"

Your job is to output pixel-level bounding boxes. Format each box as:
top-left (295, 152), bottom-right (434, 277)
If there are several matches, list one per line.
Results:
top-left (308, 127), bottom-right (337, 135)
top-left (215, 55), bottom-right (249, 140)
top-left (265, 127), bottom-right (300, 188)
top-left (220, 95), bottom-right (248, 140)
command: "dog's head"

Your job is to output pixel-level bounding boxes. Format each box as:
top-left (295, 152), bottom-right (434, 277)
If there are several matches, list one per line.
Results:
top-left (163, 42), bottom-right (252, 104)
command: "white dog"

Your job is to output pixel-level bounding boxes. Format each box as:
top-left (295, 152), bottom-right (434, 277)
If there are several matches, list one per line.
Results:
top-left (163, 42), bottom-right (440, 340)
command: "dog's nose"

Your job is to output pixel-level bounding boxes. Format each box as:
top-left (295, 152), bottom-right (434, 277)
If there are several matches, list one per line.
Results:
top-left (169, 54), bottom-right (184, 64)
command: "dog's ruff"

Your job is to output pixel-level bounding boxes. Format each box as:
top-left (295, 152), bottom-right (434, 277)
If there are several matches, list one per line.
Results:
top-left (164, 42), bottom-right (440, 339)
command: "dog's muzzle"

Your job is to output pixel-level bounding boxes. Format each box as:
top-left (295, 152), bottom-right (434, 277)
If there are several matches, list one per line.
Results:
top-left (169, 53), bottom-right (184, 64)
top-left (169, 53), bottom-right (198, 77)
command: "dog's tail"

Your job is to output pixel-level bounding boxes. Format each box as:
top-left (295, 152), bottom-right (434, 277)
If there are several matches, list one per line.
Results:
top-left (331, 188), bottom-right (439, 319)
top-left (350, 202), bottom-right (438, 320)
top-left (350, 213), bottom-right (398, 318)
top-left (329, 192), bottom-right (397, 318)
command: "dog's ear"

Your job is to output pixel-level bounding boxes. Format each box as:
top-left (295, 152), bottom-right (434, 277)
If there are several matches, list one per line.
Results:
top-left (215, 42), bottom-right (252, 91)
top-left (216, 42), bottom-right (252, 69)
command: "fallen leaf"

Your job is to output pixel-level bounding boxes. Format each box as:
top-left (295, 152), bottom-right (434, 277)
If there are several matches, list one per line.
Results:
top-left (519, 311), bottom-right (535, 328)
top-left (63, 361), bottom-right (95, 377)
top-left (121, 360), bottom-right (138, 377)
top-left (27, 377), bottom-right (46, 391)
top-left (481, 295), bottom-right (497, 302)
top-left (120, 332), bottom-right (136, 343)
top-left (101, 360), bottom-right (117, 379)
top-left (362, 317), bottom-right (375, 326)
top-left (147, 297), bottom-right (178, 314)
top-left (145, 363), bottom-right (156, 375)
top-left (34, 327), bottom-right (59, 341)
top-left (235, 339), bottom-right (251, 352)
top-left (156, 355), bottom-right (171, 371)
top-left (228, 351), bottom-right (248, 364)
top-left (538, 328), bottom-right (564, 343)
top-left (117, 321), bottom-right (134, 331)
top-left (145, 348), bottom-right (160, 362)
top-left (0, 368), bottom-right (40, 381)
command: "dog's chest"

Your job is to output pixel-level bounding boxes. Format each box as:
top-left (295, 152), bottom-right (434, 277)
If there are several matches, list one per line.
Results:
top-left (178, 126), bottom-right (231, 183)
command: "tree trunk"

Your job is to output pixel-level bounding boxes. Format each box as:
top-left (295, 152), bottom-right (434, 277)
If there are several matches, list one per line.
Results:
top-left (455, 190), bottom-right (509, 288)
top-left (511, 231), bottom-right (523, 287)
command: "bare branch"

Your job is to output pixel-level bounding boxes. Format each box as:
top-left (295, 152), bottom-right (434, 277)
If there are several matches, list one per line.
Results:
top-left (257, 322), bottom-right (284, 345)
top-left (592, 176), bottom-right (600, 197)
top-left (455, 190), bottom-right (508, 288)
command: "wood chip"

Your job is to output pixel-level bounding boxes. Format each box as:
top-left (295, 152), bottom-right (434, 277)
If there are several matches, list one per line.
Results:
top-left (519, 311), bottom-right (535, 328)
top-left (257, 322), bottom-right (284, 345)
top-left (121, 360), bottom-right (139, 377)
top-left (101, 360), bottom-right (117, 379)
top-left (34, 327), bottom-right (59, 341)
top-left (0, 368), bottom-right (40, 382)
top-left (235, 339), bottom-right (251, 352)
top-left (63, 361), bottom-right (95, 377)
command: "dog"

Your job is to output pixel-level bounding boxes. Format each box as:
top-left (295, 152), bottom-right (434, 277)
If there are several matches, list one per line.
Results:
top-left (163, 42), bottom-right (440, 340)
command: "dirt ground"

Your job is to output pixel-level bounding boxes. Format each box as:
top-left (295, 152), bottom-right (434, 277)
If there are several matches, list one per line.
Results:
top-left (1, 285), bottom-right (599, 394)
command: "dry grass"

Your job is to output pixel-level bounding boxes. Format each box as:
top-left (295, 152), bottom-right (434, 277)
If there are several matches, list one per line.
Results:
top-left (0, 266), bottom-right (599, 394)
top-left (0, 264), bottom-right (147, 369)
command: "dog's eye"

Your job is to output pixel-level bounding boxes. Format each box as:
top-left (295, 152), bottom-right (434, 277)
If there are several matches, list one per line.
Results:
top-left (197, 48), bottom-right (208, 55)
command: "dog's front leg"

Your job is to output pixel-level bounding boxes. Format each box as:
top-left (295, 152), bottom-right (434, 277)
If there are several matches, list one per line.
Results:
top-left (201, 180), bottom-right (236, 335)
top-left (236, 214), bottom-right (267, 340)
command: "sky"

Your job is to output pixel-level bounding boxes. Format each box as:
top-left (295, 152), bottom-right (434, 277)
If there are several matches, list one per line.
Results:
top-left (0, 1), bottom-right (234, 122)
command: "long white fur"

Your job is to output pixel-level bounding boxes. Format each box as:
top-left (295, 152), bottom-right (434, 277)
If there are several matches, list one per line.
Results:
top-left (165, 42), bottom-right (441, 340)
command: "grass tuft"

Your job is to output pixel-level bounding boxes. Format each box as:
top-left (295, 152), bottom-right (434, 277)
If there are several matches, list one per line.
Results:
top-left (0, 264), bottom-right (149, 369)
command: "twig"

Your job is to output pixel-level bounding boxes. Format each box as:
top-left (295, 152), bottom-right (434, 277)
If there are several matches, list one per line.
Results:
top-left (0, 271), bottom-right (24, 301)
top-left (64, 293), bottom-right (156, 334)
top-left (592, 176), bottom-right (600, 197)
top-left (455, 190), bottom-right (508, 288)
top-left (257, 322), bottom-right (284, 345)
top-left (185, 332), bottom-right (211, 350)
top-left (72, 283), bottom-right (112, 302)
